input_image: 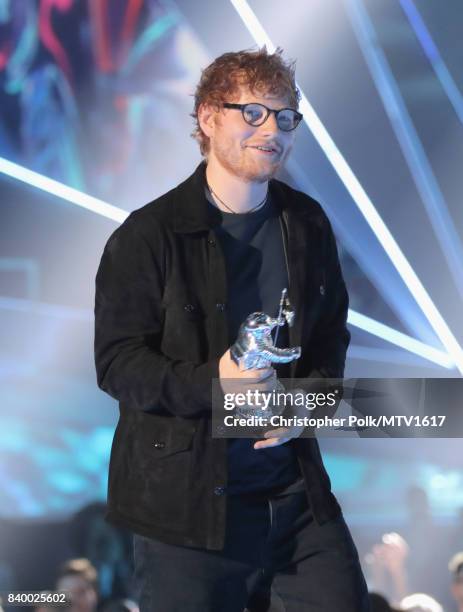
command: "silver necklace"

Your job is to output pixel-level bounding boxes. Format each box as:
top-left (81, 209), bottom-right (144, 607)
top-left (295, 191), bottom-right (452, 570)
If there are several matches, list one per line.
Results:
top-left (207, 182), bottom-right (268, 214)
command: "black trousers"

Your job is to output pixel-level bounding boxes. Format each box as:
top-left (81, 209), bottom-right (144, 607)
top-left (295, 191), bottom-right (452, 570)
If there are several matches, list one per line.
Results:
top-left (133, 490), bottom-right (370, 611)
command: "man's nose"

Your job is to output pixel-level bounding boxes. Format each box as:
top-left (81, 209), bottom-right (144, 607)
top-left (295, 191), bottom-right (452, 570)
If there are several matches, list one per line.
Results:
top-left (260, 111), bottom-right (280, 135)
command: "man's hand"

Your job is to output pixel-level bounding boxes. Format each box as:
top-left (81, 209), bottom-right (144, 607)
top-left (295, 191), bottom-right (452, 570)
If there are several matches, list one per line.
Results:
top-left (253, 398), bottom-right (307, 449)
top-left (376, 532), bottom-right (409, 576)
top-left (219, 349), bottom-right (299, 448)
top-left (219, 348), bottom-right (278, 395)
top-left (364, 532), bottom-right (409, 603)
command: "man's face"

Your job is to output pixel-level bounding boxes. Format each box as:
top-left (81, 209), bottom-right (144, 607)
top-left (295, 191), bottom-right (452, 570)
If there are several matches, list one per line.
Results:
top-left (56, 575), bottom-right (97, 612)
top-left (452, 578), bottom-right (463, 606)
top-left (205, 86), bottom-right (298, 183)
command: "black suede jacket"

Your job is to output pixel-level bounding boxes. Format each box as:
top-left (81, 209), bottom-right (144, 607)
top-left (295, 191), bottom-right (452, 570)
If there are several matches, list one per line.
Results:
top-left (94, 161), bottom-right (350, 550)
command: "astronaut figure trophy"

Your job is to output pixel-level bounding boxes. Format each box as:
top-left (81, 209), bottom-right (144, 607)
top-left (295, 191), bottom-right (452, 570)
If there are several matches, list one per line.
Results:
top-left (230, 289), bottom-right (301, 418)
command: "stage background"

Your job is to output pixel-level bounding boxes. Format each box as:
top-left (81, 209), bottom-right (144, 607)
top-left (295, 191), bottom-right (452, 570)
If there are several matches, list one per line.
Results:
top-left (1, 0), bottom-right (462, 605)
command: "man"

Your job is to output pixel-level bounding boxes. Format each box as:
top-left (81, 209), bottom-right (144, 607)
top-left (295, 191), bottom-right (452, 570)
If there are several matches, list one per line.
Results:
top-left (94, 47), bottom-right (369, 611)
top-left (55, 558), bottom-right (99, 612)
top-left (449, 552), bottom-right (463, 611)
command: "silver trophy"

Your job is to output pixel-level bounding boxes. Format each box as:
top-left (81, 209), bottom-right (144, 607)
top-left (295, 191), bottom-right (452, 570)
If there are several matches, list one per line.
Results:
top-left (230, 289), bottom-right (301, 418)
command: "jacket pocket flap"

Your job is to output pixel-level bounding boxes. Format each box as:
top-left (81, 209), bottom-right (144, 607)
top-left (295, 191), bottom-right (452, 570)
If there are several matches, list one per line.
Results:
top-left (135, 412), bottom-right (196, 458)
top-left (150, 428), bottom-right (194, 457)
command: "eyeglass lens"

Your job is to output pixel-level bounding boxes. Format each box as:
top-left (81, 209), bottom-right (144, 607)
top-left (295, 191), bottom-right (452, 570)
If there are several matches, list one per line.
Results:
top-left (243, 104), bottom-right (299, 131)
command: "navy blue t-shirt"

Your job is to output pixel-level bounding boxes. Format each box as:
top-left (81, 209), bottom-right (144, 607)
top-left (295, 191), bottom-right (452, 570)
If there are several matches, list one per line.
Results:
top-left (205, 187), bottom-right (304, 496)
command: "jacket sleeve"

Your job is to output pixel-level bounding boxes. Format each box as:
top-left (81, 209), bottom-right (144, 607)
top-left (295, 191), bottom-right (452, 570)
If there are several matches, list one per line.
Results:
top-left (294, 216), bottom-right (350, 420)
top-left (94, 216), bottom-right (219, 417)
top-left (307, 215), bottom-right (350, 380)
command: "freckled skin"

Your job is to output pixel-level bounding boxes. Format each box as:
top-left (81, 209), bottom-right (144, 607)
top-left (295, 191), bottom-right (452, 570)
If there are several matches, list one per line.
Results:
top-left (207, 87), bottom-right (296, 184)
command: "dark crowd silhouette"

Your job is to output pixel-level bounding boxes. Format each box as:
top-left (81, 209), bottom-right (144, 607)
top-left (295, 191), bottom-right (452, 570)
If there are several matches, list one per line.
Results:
top-left (1, 487), bottom-right (463, 611)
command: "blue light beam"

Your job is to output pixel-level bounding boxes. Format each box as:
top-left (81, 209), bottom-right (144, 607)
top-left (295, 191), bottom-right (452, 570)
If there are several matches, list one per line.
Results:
top-left (346, 0), bottom-right (463, 301)
top-left (0, 157), bottom-right (128, 223)
top-left (399, 0), bottom-right (463, 126)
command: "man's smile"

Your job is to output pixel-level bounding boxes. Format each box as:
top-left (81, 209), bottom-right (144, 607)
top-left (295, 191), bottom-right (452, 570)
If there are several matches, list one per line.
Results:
top-left (246, 143), bottom-right (281, 156)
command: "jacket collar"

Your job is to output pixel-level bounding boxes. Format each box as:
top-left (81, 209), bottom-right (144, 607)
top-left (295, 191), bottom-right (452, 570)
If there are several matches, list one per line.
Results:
top-left (173, 160), bottom-right (312, 233)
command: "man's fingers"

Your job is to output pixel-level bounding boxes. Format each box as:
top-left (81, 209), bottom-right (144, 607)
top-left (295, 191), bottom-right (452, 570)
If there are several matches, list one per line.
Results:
top-left (254, 428), bottom-right (291, 450)
top-left (263, 427), bottom-right (289, 438)
top-left (253, 424), bottom-right (303, 449)
top-left (254, 436), bottom-right (290, 449)
top-left (241, 367), bottom-right (274, 381)
top-left (241, 364), bottom-right (273, 375)
top-left (234, 368), bottom-right (277, 394)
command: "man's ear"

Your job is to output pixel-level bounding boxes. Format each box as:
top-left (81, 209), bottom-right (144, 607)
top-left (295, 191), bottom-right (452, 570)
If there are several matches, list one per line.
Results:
top-left (197, 103), bottom-right (217, 139)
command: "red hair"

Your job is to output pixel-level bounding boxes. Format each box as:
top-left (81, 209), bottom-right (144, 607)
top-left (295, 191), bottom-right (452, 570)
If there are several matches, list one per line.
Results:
top-left (191, 46), bottom-right (300, 156)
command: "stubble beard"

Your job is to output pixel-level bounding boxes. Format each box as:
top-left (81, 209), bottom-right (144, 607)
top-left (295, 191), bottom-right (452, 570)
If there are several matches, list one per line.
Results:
top-left (211, 136), bottom-right (289, 183)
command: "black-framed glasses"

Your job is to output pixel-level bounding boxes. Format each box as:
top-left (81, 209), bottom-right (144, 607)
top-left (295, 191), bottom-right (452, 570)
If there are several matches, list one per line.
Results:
top-left (223, 102), bottom-right (303, 131)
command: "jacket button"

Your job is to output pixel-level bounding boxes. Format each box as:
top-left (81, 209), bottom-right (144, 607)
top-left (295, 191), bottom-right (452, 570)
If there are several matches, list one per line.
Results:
top-left (214, 486), bottom-right (225, 496)
top-left (215, 303), bottom-right (225, 311)
top-left (319, 285), bottom-right (325, 296)
top-left (184, 303), bottom-right (195, 312)
top-left (153, 441), bottom-right (165, 449)
top-left (208, 239), bottom-right (216, 247)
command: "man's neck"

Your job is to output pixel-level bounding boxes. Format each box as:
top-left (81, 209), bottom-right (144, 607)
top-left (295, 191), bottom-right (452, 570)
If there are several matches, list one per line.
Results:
top-left (205, 158), bottom-right (268, 214)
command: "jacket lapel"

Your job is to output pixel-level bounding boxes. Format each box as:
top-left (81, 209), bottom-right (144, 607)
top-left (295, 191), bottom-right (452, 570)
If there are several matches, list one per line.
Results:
top-left (270, 180), bottom-right (320, 376)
